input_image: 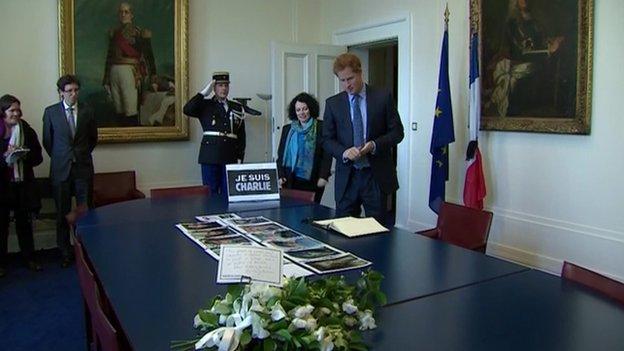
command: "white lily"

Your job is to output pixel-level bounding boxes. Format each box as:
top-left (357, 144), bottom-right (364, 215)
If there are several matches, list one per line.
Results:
top-left (290, 318), bottom-right (308, 329)
top-left (270, 301), bottom-right (287, 321)
top-left (341, 299), bottom-right (358, 315)
top-left (293, 304), bottom-right (315, 318)
top-left (358, 310), bottom-right (377, 330)
top-left (251, 312), bottom-right (270, 339)
top-left (193, 314), bottom-right (208, 329)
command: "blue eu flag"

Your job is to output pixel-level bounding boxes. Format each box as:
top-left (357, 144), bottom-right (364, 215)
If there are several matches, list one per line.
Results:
top-left (429, 27), bottom-right (455, 214)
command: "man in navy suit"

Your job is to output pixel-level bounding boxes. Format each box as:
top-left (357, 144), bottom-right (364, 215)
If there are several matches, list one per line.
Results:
top-left (323, 53), bottom-right (404, 226)
top-left (43, 75), bottom-right (98, 267)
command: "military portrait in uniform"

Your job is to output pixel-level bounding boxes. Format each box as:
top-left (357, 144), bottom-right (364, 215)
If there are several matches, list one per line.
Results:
top-left (475, 0), bottom-right (593, 134)
top-left (58, 0), bottom-right (189, 142)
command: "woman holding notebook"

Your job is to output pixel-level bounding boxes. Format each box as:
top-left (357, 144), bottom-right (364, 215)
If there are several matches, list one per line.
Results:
top-left (0, 95), bottom-right (44, 277)
top-left (277, 93), bottom-right (332, 203)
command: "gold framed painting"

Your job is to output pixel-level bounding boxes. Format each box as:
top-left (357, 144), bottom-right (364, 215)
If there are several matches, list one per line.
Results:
top-left (474, 0), bottom-right (593, 134)
top-left (58, 0), bottom-right (189, 142)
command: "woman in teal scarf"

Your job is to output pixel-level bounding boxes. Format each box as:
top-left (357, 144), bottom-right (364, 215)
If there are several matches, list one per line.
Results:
top-left (277, 93), bottom-right (332, 203)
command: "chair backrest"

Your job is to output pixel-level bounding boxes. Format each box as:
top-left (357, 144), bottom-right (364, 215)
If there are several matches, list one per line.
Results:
top-left (562, 262), bottom-right (624, 305)
top-left (150, 185), bottom-right (211, 199)
top-left (92, 288), bottom-right (120, 351)
top-left (75, 240), bottom-right (120, 351)
top-left (280, 188), bottom-right (316, 203)
top-left (436, 201), bottom-right (493, 252)
top-left (93, 171), bottom-right (143, 208)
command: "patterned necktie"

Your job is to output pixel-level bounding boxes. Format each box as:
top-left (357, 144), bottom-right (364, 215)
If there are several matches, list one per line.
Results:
top-left (352, 94), bottom-right (364, 147)
top-left (66, 106), bottom-right (76, 138)
top-left (351, 94), bottom-right (369, 168)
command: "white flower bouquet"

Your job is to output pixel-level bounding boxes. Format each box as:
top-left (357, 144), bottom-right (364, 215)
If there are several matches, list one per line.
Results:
top-left (171, 270), bottom-right (386, 351)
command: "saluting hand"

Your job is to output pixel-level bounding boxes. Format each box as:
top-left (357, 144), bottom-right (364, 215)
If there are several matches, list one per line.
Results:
top-left (200, 80), bottom-right (215, 97)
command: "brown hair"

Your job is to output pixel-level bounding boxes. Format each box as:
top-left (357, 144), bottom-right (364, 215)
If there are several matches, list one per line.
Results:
top-left (333, 53), bottom-right (362, 75)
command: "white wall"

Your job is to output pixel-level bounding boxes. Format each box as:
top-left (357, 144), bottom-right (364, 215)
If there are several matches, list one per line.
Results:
top-left (0, 0), bottom-right (309, 193)
top-left (318, 0), bottom-right (624, 281)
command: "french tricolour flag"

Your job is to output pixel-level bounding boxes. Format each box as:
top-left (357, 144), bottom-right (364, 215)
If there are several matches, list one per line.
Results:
top-left (463, 32), bottom-right (487, 210)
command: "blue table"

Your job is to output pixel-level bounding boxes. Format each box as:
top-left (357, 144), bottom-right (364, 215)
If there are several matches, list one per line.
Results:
top-left (77, 196), bottom-right (624, 350)
top-left (77, 197), bottom-right (526, 350)
top-left (78, 193), bottom-right (311, 227)
top-left (364, 269), bottom-right (624, 350)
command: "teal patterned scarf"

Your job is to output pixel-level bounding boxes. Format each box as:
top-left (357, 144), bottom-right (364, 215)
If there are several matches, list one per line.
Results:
top-left (283, 118), bottom-right (316, 181)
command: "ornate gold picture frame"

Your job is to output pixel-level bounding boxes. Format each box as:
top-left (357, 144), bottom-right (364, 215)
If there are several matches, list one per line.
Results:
top-left (58, 0), bottom-right (188, 142)
top-left (474, 0), bottom-right (593, 134)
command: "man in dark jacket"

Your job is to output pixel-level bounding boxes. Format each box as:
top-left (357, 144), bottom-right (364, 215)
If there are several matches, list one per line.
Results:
top-left (42, 75), bottom-right (98, 267)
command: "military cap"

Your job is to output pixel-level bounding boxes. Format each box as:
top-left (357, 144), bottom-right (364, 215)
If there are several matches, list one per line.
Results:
top-left (212, 71), bottom-right (230, 83)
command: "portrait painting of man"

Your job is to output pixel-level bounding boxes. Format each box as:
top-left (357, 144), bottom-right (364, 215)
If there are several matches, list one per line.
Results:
top-left (477, 0), bottom-right (592, 134)
top-left (60, 0), bottom-right (188, 142)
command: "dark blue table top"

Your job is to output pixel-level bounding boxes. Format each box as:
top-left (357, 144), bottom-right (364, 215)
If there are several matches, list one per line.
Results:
top-left (77, 193), bottom-right (310, 227)
top-left (365, 269), bottom-right (624, 350)
top-left (78, 201), bottom-right (530, 350)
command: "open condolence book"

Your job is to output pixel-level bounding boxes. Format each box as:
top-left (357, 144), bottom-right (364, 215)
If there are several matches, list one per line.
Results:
top-left (313, 217), bottom-right (389, 237)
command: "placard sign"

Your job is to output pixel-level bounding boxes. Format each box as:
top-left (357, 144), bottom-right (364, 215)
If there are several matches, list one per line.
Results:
top-left (226, 163), bottom-right (279, 202)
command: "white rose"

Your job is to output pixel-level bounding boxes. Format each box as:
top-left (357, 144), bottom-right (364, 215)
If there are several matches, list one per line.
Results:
top-left (270, 302), bottom-right (287, 321)
top-left (293, 304), bottom-right (315, 318)
top-left (358, 310), bottom-right (377, 330)
top-left (341, 299), bottom-right (358, 315)
top-left (291, 318), bottom-right (308, 329)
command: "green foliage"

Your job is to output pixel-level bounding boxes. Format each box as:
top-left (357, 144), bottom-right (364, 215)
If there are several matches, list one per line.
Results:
top-left (176, 269), bottom-right (385, 351)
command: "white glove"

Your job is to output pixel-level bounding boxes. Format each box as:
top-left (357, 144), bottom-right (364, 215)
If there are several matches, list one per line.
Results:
top-left (200, 80), bottom-right (215, 97)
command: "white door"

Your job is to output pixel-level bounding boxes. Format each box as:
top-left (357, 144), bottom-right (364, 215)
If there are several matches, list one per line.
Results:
top-left (270, 42), bottom-right (346, 160)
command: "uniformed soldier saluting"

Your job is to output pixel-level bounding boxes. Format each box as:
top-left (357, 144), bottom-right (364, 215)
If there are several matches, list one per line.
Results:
top-left (183, 72), bottom-right (246, 194)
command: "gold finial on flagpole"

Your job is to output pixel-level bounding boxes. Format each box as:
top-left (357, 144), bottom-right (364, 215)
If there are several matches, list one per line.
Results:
top-left (470, 0), bottom-right (479, 33)
top-left (444, 3), bottom-right (450, 25)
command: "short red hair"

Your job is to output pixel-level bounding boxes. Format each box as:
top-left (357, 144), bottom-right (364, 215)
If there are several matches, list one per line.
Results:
top-left (333, 53), bottom-right (362, 75)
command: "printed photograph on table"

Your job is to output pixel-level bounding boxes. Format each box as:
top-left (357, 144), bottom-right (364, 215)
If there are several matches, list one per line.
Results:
top-left (195, 213), bottom-right (241, 222)
top-left (226, 216), bottom-right (273, 226)
top-left (264, 236), bottom-right (323, 253)
top-left (177, 221), bottom-right (224, 231)
top-left (286, 246), bottom-right (345, 262)
top-left (248, 228), bottom-right (303, 242)
top-left (237, 222), bottom-right (287, 235)
top-left (204, 235), bottom-right (257, 259)
top-left (305, 253), bottom-right (371, 274)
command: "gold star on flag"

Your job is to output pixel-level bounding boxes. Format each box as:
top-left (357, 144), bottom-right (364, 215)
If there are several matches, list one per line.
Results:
top-left (435, 107), bottom-right (442, 117)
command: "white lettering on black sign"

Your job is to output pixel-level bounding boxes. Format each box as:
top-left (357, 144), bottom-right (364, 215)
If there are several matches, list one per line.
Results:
top-left (226, 164), bottom-right (279, 202)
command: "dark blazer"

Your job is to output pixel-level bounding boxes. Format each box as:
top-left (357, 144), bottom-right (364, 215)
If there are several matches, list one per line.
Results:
top-left (183, 94), bottom-right (246, 164)
top-left (0, 120), bottom-right (43, 210)
top-left (323, 84), bottom-right (404, 201)
top-left (276, 120), bottom-right (332, 184)
top-left (42, 101), bottom-right (98, 184)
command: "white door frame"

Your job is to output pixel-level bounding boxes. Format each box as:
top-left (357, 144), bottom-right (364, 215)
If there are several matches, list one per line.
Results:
top-left (332, 15), bottom-right (413, 229)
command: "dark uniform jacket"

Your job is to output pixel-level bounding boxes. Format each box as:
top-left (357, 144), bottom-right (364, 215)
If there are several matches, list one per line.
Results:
top-left (323, 85), bottom-right (404, 202)
top-left (42, 102), bottom-right (98, 185)
top-left (276, 120), bottom-right (332, 184)
top-left (0, 120), bottom-right (43, 210)
top-left (183, 94), bottom-right (246, 165)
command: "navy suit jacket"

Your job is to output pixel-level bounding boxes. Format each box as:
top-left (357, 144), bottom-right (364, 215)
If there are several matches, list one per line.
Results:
top-left (42, 101), bottom-right (98, 184)
top-left (322, 84), bottom-right (404, 201)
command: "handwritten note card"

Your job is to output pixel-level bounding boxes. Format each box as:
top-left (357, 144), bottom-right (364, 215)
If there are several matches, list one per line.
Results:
top-left (217, 245), bottom-right (283, 286)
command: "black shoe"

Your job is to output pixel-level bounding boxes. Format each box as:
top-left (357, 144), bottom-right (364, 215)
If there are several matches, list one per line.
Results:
top-left (27, 260), bottom-right (43, 272)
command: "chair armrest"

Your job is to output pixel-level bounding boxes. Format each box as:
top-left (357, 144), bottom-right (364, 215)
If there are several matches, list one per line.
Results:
top-left (131, 189), bottom-right (146, 199)
top-left (417, 228), bottom-right (441, 239)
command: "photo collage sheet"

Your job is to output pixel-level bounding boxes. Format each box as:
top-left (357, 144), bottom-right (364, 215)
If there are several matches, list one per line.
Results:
top-left (175, 214), bottom-right (371, 275)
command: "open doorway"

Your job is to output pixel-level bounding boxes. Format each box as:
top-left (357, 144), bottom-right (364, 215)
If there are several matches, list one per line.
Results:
top-left (348, 39), bottom-right (399, 225)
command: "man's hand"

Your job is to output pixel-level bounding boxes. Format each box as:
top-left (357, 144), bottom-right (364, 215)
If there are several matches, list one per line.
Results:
top-left (359, 141), bottom-right (375, 156)
top-left (200, 80), bottom-right (215, 97)
top-left (343, 147), bottom-right (361, 161)
top-left (316, 178), bottom-right (328, 188)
